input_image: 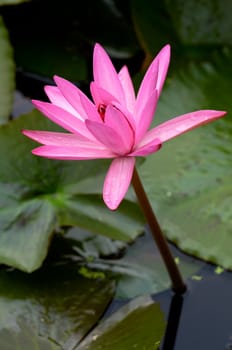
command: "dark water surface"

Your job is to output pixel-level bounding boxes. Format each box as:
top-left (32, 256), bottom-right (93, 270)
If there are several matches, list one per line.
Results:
top-left (156, 266), bottom-right (232, 350)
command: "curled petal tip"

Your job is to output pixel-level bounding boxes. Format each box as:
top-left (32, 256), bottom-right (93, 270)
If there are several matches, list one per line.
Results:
top-left (31, 99), bottom-right (48, 111)
top-left (53, 75), bottom-right (67, 86)
top-left (217, 110), bottom-right (227, 116)
top-left (22, 129), bottom-right (33, 138)
top-left (165, 44), bottom-right (171, 59)
top-left (53, 74), bottom-right (61, 81)
top-left (103, 199), bottom-right (119, 211)
top-left (94, 42), bottom-right (104, 51)
top-left (93, 43), bottom-right (106, 60)
top-left (31, 99), bottom-right (41, 107)
top-left (53, 75), bottom-right (65, 87)
top-left (31, 149), bottom-right (39, 156)
top-left (103, 157), bottom-right (135, 211)
top-left (202, 109), bottom-right (227, 118)
top-left (161, 43), bottom-right (171, 54)
top-left (103, 192), bottom-right (122, 211)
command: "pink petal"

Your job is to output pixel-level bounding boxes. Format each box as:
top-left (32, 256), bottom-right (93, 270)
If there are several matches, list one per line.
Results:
top-left (155, 44), bottom-right (171, 96)
top-left (103, 157), bottom-right (135, 210)
top-left (135, 89), bottom-right (158, 143)
top-left (118, 66), bottom-right (136, 113)
top-left (93, 43), bottom-right (126, 105)
top-left (140, 110), bottom-right (227, 146)
top-left (32, 100), bottom-right (97, 141)
top-left (22, 130), bottom-right (103, 147)
top-left (130, 138), bottom-right (161, 156)
top-left (79, 92), bottom-right (101, 122)
top-left (32, 145), bottom-right (115, 160)
top-left (53, 75), bottom-right (88, 119)
top-left (85, 119), bottom-right (130, 155)
top-left (90, 82), bottom-right (119, 107)
top-left (135, 55), bottom-right (159, 116)
top-left (112, 101), bottom-right (136, 131)
top-left (104, 105), bottom-right (134, 152)
top-left (44, 86), bottom-right (81, 118)
top-left (135, 45), bottom-right (170, 114)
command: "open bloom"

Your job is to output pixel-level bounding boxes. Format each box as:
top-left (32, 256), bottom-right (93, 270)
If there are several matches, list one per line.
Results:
top-left (23, 43), bottom-right (226, 210)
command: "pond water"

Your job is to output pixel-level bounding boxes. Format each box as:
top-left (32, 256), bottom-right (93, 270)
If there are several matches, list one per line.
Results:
top-left (156, 266), bottom-right (232, 350)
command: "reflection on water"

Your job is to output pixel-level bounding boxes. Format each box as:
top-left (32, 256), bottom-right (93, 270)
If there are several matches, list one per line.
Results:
top-left (161, 294), bottom-right (183, 350)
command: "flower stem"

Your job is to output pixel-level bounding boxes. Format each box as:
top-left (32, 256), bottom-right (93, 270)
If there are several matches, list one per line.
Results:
top-left (131, 167), bottom-right (186, 294)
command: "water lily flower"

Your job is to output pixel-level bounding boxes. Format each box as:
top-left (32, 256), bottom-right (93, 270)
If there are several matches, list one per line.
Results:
top-left (22, 43), bottom-right (226, 210)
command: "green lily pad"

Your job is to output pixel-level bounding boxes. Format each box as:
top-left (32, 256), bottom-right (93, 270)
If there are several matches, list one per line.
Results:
top-left (60, 227), bottom-right (202, 298)
top-left (76, 296), bottom-right (166, 350)
top-left (138, 50), bottom-right (232, 268)
top-left (66, 227), bottom-right (127, 258)
top-left (131, 0), bottom-right (179, 57)
top-left (0, 195), bottom-right (56, 272)
top-left (0, 263), bottom-right (115, 349)
top-left (0, 110), bottom-right (144, 272)
top-left (0, 326), bottom-right (59, 350)
top-left (131, 0), bottom-right (228, 67)
top-left (0, 16), bottom-right (14, 123)
top-left (165, 0), bottom-right (232, 45)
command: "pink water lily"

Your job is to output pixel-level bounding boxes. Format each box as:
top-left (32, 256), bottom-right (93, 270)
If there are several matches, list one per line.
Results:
top-left (23, 43), bottom-right (226, 210)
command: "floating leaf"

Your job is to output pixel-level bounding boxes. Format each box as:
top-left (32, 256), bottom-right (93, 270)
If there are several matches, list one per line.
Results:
top-left (131, 0), bottom-right (225, 68)
top-left (0, 195), bottom-right (56, 272)
top-left (0, 16), bottom-right (14, 123)
top-left (131, 0), bottom-right (179, 58)
top-left (60, 227), bottom-right (203, 298)
top-left (0, 323), bottom-right (60, 350)
top-left (0, 263), bottom-right (115, 349)
top-left (165, 0), bottom-right (232, 45)
top-left (0, 110), bottom-right (144, 272)
top-left (66, 227), bottom-right (127, 258)
top-left (76, 296), bottom-right (166, 350)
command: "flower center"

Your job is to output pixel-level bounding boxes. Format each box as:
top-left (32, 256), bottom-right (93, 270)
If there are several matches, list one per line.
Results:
top-left (98, 104), bottom-right (106, 121)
